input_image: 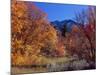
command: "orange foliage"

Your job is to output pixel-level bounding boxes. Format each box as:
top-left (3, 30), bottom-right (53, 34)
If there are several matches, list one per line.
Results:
top-left (11, 1), bottom-right (96, 66)
top-left (56, 40), bottom-right (66, 57)
top-left (11, 0), bottom-right (57, 65)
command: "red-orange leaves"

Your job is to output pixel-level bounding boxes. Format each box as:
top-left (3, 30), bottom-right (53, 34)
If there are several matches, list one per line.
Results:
top-left (11, 0), bottom-right (57, 65)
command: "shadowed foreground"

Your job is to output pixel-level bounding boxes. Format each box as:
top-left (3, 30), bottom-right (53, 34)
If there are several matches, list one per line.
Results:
top-left (11, 57), bottom-right (95, 74)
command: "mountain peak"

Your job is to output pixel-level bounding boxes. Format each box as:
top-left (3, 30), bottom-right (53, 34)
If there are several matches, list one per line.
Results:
top-left (51, 19), bottom-right (79, 32)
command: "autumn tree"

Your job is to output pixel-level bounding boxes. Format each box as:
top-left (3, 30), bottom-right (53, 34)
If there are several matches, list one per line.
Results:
top-left (75, 6), bottom-right (96, 61)
top-left (11, 0), bottom-right (57, 65)
top-left (75, 10), bottom-right (87, 26)
top-left (84, 6), bottom-right (96, 61)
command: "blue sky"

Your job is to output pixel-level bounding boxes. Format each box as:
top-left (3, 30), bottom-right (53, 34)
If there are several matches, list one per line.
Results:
top-left (34, 2), bottom-right (89, 21)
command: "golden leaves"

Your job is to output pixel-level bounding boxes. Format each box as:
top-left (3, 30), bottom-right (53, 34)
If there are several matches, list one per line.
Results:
top-left (11, 1), bottom-right (58, 65)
